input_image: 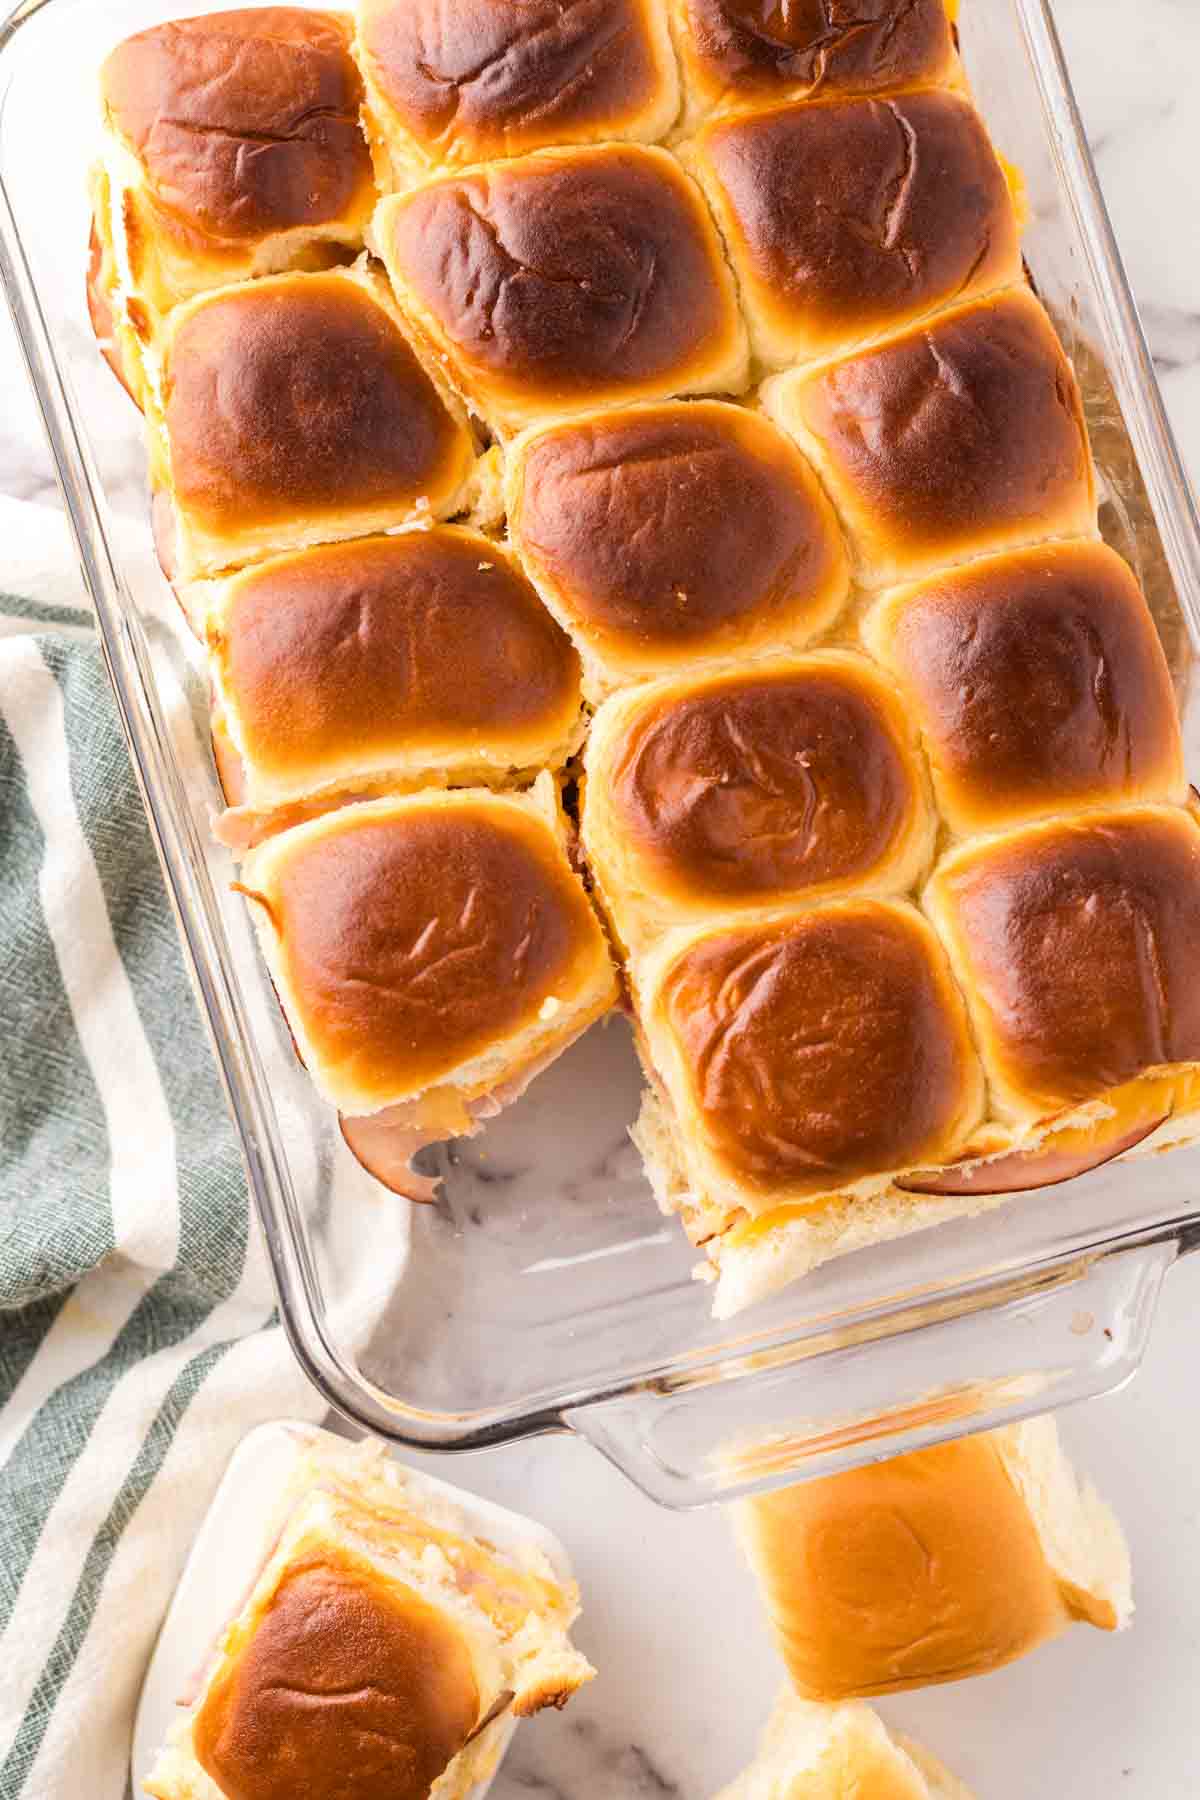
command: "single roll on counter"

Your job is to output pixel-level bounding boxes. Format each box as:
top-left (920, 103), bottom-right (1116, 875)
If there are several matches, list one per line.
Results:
top-left (734, 1416), bottom-right (1131, 1702)
top-left (716, 1691), bottom-right (973, 1800)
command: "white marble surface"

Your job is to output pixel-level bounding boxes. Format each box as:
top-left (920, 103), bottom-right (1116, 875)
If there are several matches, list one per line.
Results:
top-left (3, 1), bottom-right (1200, 1794)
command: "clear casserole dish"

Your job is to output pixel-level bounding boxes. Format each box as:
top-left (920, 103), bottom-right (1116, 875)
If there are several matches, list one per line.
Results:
top-left (2, 0), bottom-right (1199, 1509)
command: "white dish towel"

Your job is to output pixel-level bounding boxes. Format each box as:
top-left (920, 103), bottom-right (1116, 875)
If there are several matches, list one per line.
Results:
top-left (0, 495), bottom-right (326, 1799)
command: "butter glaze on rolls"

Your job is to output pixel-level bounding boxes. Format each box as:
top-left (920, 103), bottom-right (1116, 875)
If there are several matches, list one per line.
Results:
top-left (671, 0), bottom-right (960, 133)
top-left (505, 401), bottom-right (849, 696)
top-left (685, 89), bottom-right (1021, 369)
top-left (357, 0), bottom-right (679, 187)
top-left (716, 1691), bottom-right (974, 1800)
top-left (863, 541), bottom-right (1185, 835)
top-left (238, 783), bottom-right (617, 1121)
top-left (734, 1417), bottom-right (1131, 1704)
top-left (924, 806), bottom-right (1200, 1125)
top-left (145, 1435), bottom-right (594, 1800)
top-left (207, 528), bottom-right (583, 838)
top-left (761, 286), bottom-right (1097, 589)
top-left (97, 9), bottom-right (375, 318)
top-left (634, 900), bottom-right (984, 1233)
top-left (582, 654), bottom-right (934, 947)
top-left (148, 265), bottom-right (477, 580)
top-left (372, 145), bottom-right (749, 435)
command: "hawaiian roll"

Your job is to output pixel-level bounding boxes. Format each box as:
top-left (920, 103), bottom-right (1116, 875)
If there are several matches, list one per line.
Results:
top-left (582, 654), bottom-right (934, 948)
top-left (148, 265), bottom-right (477, 580)
top-left (98, 9), bottom-right (375, 318)
top-left (761, 287), bottom-right (1096, 589)
top-left (236, 782), bottom-right (617, 1124)
top-left (671, 0), bottom-right (960, 134)
top-left (634, 900), bottom-right (984, 1234)
top-left (717, 1691), bottom-right (973, 1800)
top-left (207, 528), bottom-right (583, 840)
top-left (145, 1434), bottom-right (594, 1800)
top-left (924, 806), bottom-right (1200, 1127)
top-left (356, 0), bottom-right (679, 187)
top-left (504, 401), bottom-right (849, 696)
top-left (863, 542), bottom-right (1184, 836)
top-left (734, 1416), bottom-right (1131, 1703)
top-left (684, 90), bottom-right (1021, 370)
top-left (372, 145), bottom-right (750, 435)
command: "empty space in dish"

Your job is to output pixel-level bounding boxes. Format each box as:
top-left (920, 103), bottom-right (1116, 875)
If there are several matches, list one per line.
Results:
top-left (3, 0), bottom-right (1200, 1500)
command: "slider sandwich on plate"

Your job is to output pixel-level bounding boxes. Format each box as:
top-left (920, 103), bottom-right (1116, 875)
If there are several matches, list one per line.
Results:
top-left (141, 1425), bottom-right (593, 1800)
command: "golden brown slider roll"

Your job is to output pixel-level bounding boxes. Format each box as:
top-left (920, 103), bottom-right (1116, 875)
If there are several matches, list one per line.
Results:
top-left (147, 265), bottom-right (477, 581)
top-left (734, 1417), bottom-right (1131, 1703)
top-left (582, 654), bottom-right (934, 949)
top-left (357, 0), bottom-right (679, 188)
top-left (761, 287), bottom-right (1096, 590)
top-left (206, 528), bottom-right (584, 846)
top-left (633, 900), bottom-right (985, 1246)
top-left (924, 805), bottom-right (1200, 1129)
top-left (505, 401), bottom-right (849, 697)
top-left (671, 0), bottom-right (960, 135)
top-left (684, 90), bottom-right (1021, 371)
top-left (98, 9), bottom-right (376, 320)
top-left (716, 1691), bottom-right (972, 1800)
top-left (146, 1435), bottom-right (594, 1800)
top-left (237, 781), bottom-right (617, 1196)
top-left (863, 542), bottom-right (1185, 836)
top-left (372, 146), bottom-right (750, 436)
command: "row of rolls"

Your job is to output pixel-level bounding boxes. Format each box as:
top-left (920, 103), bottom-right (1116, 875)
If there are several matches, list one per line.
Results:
top-left (89, 0), bottom-right (1200, 1322)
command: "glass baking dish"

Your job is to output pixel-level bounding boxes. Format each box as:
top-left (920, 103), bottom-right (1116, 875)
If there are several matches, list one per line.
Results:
top-left (3, 0), bottom-right (1199, 1509)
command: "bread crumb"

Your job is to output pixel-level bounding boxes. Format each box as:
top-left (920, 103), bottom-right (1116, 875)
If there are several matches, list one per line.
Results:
top-left (539, 996), bottom-right (560, 1021)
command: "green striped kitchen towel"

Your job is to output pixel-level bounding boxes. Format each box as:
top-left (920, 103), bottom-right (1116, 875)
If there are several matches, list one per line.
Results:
top-left (0, 496), bottom-right (324, 1798)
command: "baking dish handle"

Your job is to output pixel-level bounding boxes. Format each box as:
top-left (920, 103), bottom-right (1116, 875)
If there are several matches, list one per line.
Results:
top-left (564, 1237), bottom-right (1178, 1509)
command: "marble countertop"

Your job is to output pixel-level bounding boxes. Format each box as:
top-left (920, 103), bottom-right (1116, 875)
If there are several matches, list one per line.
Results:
top-left (3, 1), bottom-right (1200, 1794)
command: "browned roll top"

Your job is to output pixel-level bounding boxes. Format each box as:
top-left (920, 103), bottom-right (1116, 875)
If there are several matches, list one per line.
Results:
top-left (215, 532), bottom-right (579, 776)
top-left (931, 810), bottom-right (1200, 1115)
top-left (658, 903), bottom-right (979, 1194)
top-left (101, 9), bottom-right (373, 242)
top-left (513, 403), bottom-right (843, 649)
top-left (162, 276), bottom-right (463, 532)
top-left (679, 0), bottom-right (955, 104)
top-left (272, 805), bottom-right (593, 1094)
top-left (605, 664), bottom-right (920, 902)
top-left (797, 289), bottom-right (1091, 561)
top-left (382, 148), bottom-right (734, 401)
top-left (868, 543), bottom-right (1182, 832)
top-left (696, 89), bottom-right (1016, 358)
top-left (359, 0), bottom-right (666, 155)
top-left (192, 1555), bottom-right (479, 1800)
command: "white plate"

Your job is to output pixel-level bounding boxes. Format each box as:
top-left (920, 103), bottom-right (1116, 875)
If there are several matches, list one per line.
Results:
top-left (131, 1420), bottom-right (579, 1797)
